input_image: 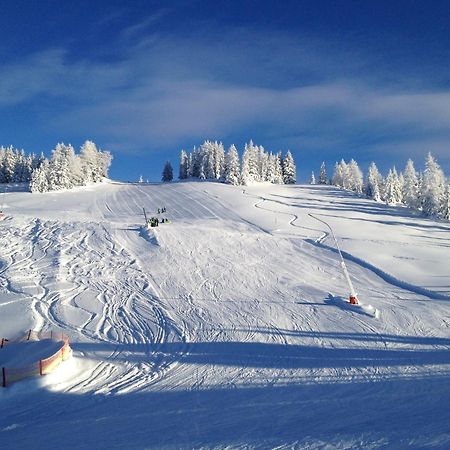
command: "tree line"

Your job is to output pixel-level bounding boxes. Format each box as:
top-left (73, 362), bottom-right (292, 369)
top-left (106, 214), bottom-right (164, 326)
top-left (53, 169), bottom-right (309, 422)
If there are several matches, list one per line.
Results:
top-left (0, 141), bottom-right (112, 193)
top-left (312, 154), bottom-right (450, 220)
top-left (162, 140), bottom-right (297, 185)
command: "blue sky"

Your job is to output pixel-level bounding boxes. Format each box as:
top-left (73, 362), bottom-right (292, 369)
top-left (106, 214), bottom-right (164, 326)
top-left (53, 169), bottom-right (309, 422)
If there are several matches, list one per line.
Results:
top-left (1, 0), bottom-right (450, 182)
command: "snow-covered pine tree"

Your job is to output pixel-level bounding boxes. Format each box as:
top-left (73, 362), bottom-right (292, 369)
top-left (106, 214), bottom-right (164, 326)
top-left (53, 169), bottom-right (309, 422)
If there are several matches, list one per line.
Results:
top-left (47, 143), bottom-right (78, 190)
top-left (258, 146), bottom-right (269, 182)
top-left (365, 162), bottom-right (382, 201)
top-left (187, 152), bottom-right (194, 178)
top-left (348, 159), bottom-right (363, 193)
top-left (319, 162), bottom-right (327, 184)
top-left (29, 160), bottom-right (50, 193)
top-left (398, 172), bottom-right (405, 204)
top-left (12, 149), bottom-right (26, 183)
top-left (384, 167), bottom-right (403, 204)
top-left (441, 182), bottom-right (450, 220)
top-left (96, 148), bottom-right (112, 180)
top-left (421, 153), bottom-right (445, 217)
top-left (201, 141), bottom-right (215, 180)
top-left (310, 171), bottom-right (316, 184)
top-left (282, 150), bottom-right (296, 184)
top-left (162, 161), bottom-right (173, 182)
top-left (138, 175), bottom-right (144, 183)
top-left (24, 154), bottom-right (34, 182)
top-left (340, 160), bottom-right (351, 190)
top-left (332, 162), bottom-right (341, 187)
top-left (3, 146), bottom-right (16, 183)
top-left (241, 141), bottom-right (260, 184)
top-left (213, 141), bottom-right (225, 180)
top-left (270, 152), bottom-right (284, 184)
top-left (79, 140), bottom-right (98, 183)
top-left (402, 159), bottom-right (419, 209)
top-left (179, 150), bottom-right (189, 180)
top-left (332, 160), bottom-right (349, 188)
top-left (190, 147), bottom-right (202, 178)
top-left (0, 147), bottom-right (6, 184)
top-left (224, 144), bottom-right (241, 185)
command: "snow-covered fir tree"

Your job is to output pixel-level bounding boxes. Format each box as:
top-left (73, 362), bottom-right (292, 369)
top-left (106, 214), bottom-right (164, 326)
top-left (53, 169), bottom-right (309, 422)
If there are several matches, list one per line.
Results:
top-left (258, 146), bottom-right (269, 182)
top-left (29, 160), bottom-right (50, 193)
top-left (282, 150), bottom-right (296, 184)
top-left (347, 159), bottom-right (363, 194)
top-left (224, 145), bottom-right (241, 185)
top-left (269, 152), bottom-right (284, 184)
top-left (162, 161), bottom-right (173, 182)
top-left (365, 162), bottom-right (382, 201)
top-left (2, 147), bottom-right (16, 183)
top-left (310, 171), bottom-right (316, 184)
top-left (241, 141), bottom-right (260, 184)
top-left (441, 182), bottom-right (450, 220)
top-left (47, 143), bottom-right (78, 190)
top-left (319, 162), bottom-right (327, 184)
top-left (138, 175), bottom-right (144, 183)
top-left (179, 150), bottom-right (188, 180)
top-left (402, 159), bottom-right (419, 209)
top-left (332, 160), bottom-right (349, 188)
top-left (421, 153), bottom-right (445, 217)
top-left (384, 167), bottom-right (403, 204)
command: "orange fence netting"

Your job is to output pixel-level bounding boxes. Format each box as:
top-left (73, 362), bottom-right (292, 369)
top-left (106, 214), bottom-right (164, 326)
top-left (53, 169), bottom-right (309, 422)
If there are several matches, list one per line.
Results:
top-left (1, 330), bottom-right (72, 387)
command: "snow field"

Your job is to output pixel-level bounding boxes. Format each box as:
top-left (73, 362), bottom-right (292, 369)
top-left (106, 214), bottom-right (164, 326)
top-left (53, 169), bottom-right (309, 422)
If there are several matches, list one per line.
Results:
top-left (0, 181), bottom-right (449, 448)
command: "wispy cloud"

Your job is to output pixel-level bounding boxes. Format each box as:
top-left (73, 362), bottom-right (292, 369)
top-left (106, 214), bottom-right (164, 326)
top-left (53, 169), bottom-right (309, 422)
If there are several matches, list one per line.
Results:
top-left (1, 24), bottom-right (449, 170)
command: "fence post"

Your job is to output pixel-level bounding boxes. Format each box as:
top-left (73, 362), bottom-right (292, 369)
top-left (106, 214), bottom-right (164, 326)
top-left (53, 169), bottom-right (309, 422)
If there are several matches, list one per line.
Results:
top-left (39, 360), bottom-right (43, 376)
top-left (27, 330), bottom-right (32, 341)
top-left (50, 330), bottom-right (53, 339)
top-left (1, 338), bottom-right (3, 349)
top-left (2, 367), bottom-right (6, 387)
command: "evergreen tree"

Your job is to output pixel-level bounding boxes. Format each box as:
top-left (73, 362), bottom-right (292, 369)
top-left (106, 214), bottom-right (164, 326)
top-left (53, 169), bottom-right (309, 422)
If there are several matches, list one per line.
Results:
top-left (348, 159), bottom-right (363, 193)
top-left (179, 150), bottom-right (188, 180)
top-left (241, 141), bottom-right (260, 184)
top-left (0, 147), bottom-right (6, 184)
top-left (310, 171), bottom-right (316, 184)
top-left (224, 145), bottom-right (241, 185)
top-left (13, 149), bottom-right (26, 182)
top-left (319, 162), bottom-right (327, 184)
top-left (421, 153), bottom-right (445, 217)
top-left (282, 150), bottom-right (296, 184)
top-left (402, 159), bottom-right (419, 209)
top-left (213, 141), bottom-right (225, 180)
top-left (48, 143), bottom-right (78, 190)
top-left (30, 160), bottom-right (50, 193)
top-left (3, 146), bottom-right (16, 183)
top-left (80, 140), bottom-right (98, 183)
top-left (258, 146), bottom-right (269, 182)
top-left (441, 182), bottom-right (450, 220)
top-left (162, 161), bottom-right (173, 182)
top-left (365, 162), bottom-right (382, 201)
top-left (332, 160), bottom-right (348, 188)
top-left (384, 167), bottom-right (403, 204)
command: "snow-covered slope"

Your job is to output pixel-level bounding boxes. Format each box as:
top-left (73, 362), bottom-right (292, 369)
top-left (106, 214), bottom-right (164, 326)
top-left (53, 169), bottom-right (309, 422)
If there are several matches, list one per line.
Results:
top-left (1, 181), bottom-right (449, 449)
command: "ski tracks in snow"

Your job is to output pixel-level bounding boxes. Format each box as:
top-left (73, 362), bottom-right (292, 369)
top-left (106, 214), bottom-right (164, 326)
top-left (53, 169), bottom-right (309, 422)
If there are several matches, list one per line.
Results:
top-left (0, 217), bottom-right (185, 393)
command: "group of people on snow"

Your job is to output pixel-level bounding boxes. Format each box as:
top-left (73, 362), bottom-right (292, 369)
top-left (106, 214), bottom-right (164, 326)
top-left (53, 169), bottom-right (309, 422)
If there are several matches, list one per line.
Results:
top-left (148, 206), bottom-right (170, 227)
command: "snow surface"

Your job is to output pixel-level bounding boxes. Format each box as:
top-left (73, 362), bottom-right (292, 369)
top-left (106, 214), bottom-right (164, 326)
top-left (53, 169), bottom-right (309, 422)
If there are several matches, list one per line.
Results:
top-left (1, 181), bottom-right (450, 449)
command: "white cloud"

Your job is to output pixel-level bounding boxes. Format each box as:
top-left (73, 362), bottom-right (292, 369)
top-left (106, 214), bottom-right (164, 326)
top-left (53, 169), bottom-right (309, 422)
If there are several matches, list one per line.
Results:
top-left (1, 28), bottom-right (450, 171)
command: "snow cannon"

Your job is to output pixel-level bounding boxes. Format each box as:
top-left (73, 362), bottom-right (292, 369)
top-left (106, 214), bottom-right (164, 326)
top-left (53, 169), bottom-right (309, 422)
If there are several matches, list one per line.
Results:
top-left (309, 213), bottom-right (361, 307)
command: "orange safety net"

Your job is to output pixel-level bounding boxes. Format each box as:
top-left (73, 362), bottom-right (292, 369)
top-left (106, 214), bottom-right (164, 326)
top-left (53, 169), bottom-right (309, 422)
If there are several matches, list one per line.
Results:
top-left (1, 330), bottom-right (71, 387)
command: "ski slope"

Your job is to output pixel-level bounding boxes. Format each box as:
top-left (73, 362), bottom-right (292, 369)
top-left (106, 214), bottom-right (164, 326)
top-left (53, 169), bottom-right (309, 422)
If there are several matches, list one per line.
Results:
top-left (1, 180), bottom-right (450, 449)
